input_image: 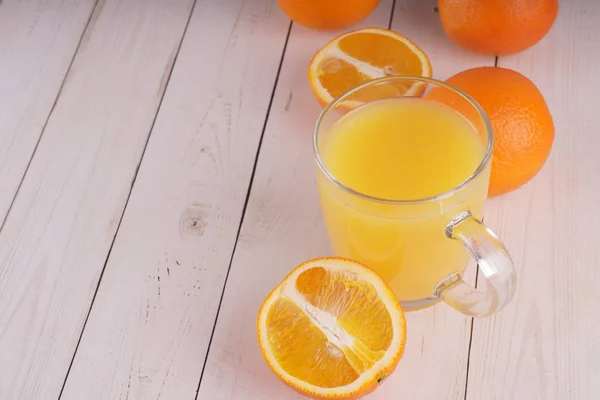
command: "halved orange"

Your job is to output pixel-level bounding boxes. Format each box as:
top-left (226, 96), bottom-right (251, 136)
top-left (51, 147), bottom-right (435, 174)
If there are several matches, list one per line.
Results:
top-left (257, 257), bottom-right (406, 399)
top-left (308, 28), bottom-right (432, 107)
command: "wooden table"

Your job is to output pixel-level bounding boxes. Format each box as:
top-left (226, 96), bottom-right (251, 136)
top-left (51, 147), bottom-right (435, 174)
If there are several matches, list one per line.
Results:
top-left (1, 0), bottom-right (597, 399)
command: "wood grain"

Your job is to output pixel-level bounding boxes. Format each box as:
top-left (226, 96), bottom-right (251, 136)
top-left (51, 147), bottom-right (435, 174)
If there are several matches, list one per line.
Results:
top-left (0, 0), bottom-right (95, 224)
top-left (59, 1), bottom-right (291, 399)
top-left (196, 1), bottom-right (492, 399)
top-left (467, 1), bottom-right (600, 399)
top-left (0, 1), bottom-right (196, 398)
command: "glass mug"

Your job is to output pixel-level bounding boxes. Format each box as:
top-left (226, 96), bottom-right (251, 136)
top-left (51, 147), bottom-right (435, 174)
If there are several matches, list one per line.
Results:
top-left (313, 76), bottom-right (516, 317)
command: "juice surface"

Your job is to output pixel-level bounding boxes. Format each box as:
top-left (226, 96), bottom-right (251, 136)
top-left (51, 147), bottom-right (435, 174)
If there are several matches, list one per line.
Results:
top-left (322, 98), bottom-right (483, 200)
top-left (318, 98), bottom-right (488, 303)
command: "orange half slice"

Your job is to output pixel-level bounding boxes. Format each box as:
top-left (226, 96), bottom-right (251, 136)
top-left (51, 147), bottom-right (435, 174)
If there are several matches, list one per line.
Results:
top-left (308, 28), bottom-right (432, 107)
top-left (257, 257), bottom-right (407, 399)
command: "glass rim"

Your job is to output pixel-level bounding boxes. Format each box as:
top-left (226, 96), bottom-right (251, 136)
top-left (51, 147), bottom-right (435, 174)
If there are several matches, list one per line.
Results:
top-left (312, 75), bottom-right (494, 205)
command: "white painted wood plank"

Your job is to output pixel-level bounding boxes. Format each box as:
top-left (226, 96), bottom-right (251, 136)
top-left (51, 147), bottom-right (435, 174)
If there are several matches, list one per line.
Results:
top-left (0, 1), bottom-right (196, 399)
top-left (467, 1), bottom-right (600, 399)
top-left (0, 0), bottom-right (95, 222)
top-left (195, 2), bottom-right (395, 398)
top-left (59, 1), bottom-right (291, 399)
top-left (197, 1), bottom-right (492, 399)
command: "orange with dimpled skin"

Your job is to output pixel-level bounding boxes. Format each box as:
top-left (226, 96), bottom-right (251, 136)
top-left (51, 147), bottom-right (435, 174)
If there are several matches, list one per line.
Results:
top-left (276, 0), bottom-right (381, 31)
top-left (438, 0), bottom-right (558, 56)
top-left (429, 66), bottom-right (555, 197)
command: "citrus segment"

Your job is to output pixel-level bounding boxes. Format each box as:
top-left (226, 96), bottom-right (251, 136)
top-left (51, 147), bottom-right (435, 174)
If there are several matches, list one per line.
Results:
top-left (295, 266), bottom-right (393, 353)
top-left (317, 58), bottom-right (374, 100)
top-left (338, 32), bottom-right (424, 73)
top-left (266, 298), bottom-right (359, 388)
top-left (257, 257), bottom-right (406, 399)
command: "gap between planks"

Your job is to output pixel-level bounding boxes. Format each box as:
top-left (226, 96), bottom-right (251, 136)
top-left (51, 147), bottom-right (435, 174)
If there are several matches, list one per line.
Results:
top-left (193, 21), bottom-right (293, 399)
top-left (56, 1), bottom-right (201, 397)
top-left (0, 0), bottom-right (99, 236)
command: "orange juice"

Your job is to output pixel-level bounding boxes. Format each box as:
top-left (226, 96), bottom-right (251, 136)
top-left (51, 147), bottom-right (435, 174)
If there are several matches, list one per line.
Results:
top-left (316, 98), bottom-right (490, 304)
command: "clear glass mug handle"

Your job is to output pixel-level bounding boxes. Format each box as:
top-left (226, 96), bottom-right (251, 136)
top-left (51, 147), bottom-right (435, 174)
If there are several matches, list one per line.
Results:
top-left (434, 211), bottom-right (517, 317)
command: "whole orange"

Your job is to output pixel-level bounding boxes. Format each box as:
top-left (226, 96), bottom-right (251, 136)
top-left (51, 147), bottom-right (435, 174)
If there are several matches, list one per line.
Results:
top-left (435, 67), bottom-right (554, 197)
top-left (438, 0), bottom-right (558, 56)
top-left (277, 0), bottom-right (380, 31)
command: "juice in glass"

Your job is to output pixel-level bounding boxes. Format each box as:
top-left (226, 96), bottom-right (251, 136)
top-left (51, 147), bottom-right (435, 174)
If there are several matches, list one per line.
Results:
top-left (317, 97), bottom-right (488, 304)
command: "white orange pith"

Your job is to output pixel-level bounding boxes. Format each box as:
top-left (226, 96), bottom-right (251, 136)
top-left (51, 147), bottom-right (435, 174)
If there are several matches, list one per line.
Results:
top-left (308, 28), bottom-right (432, 107)
top-left (257, 257), bottom-right (407, 399)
